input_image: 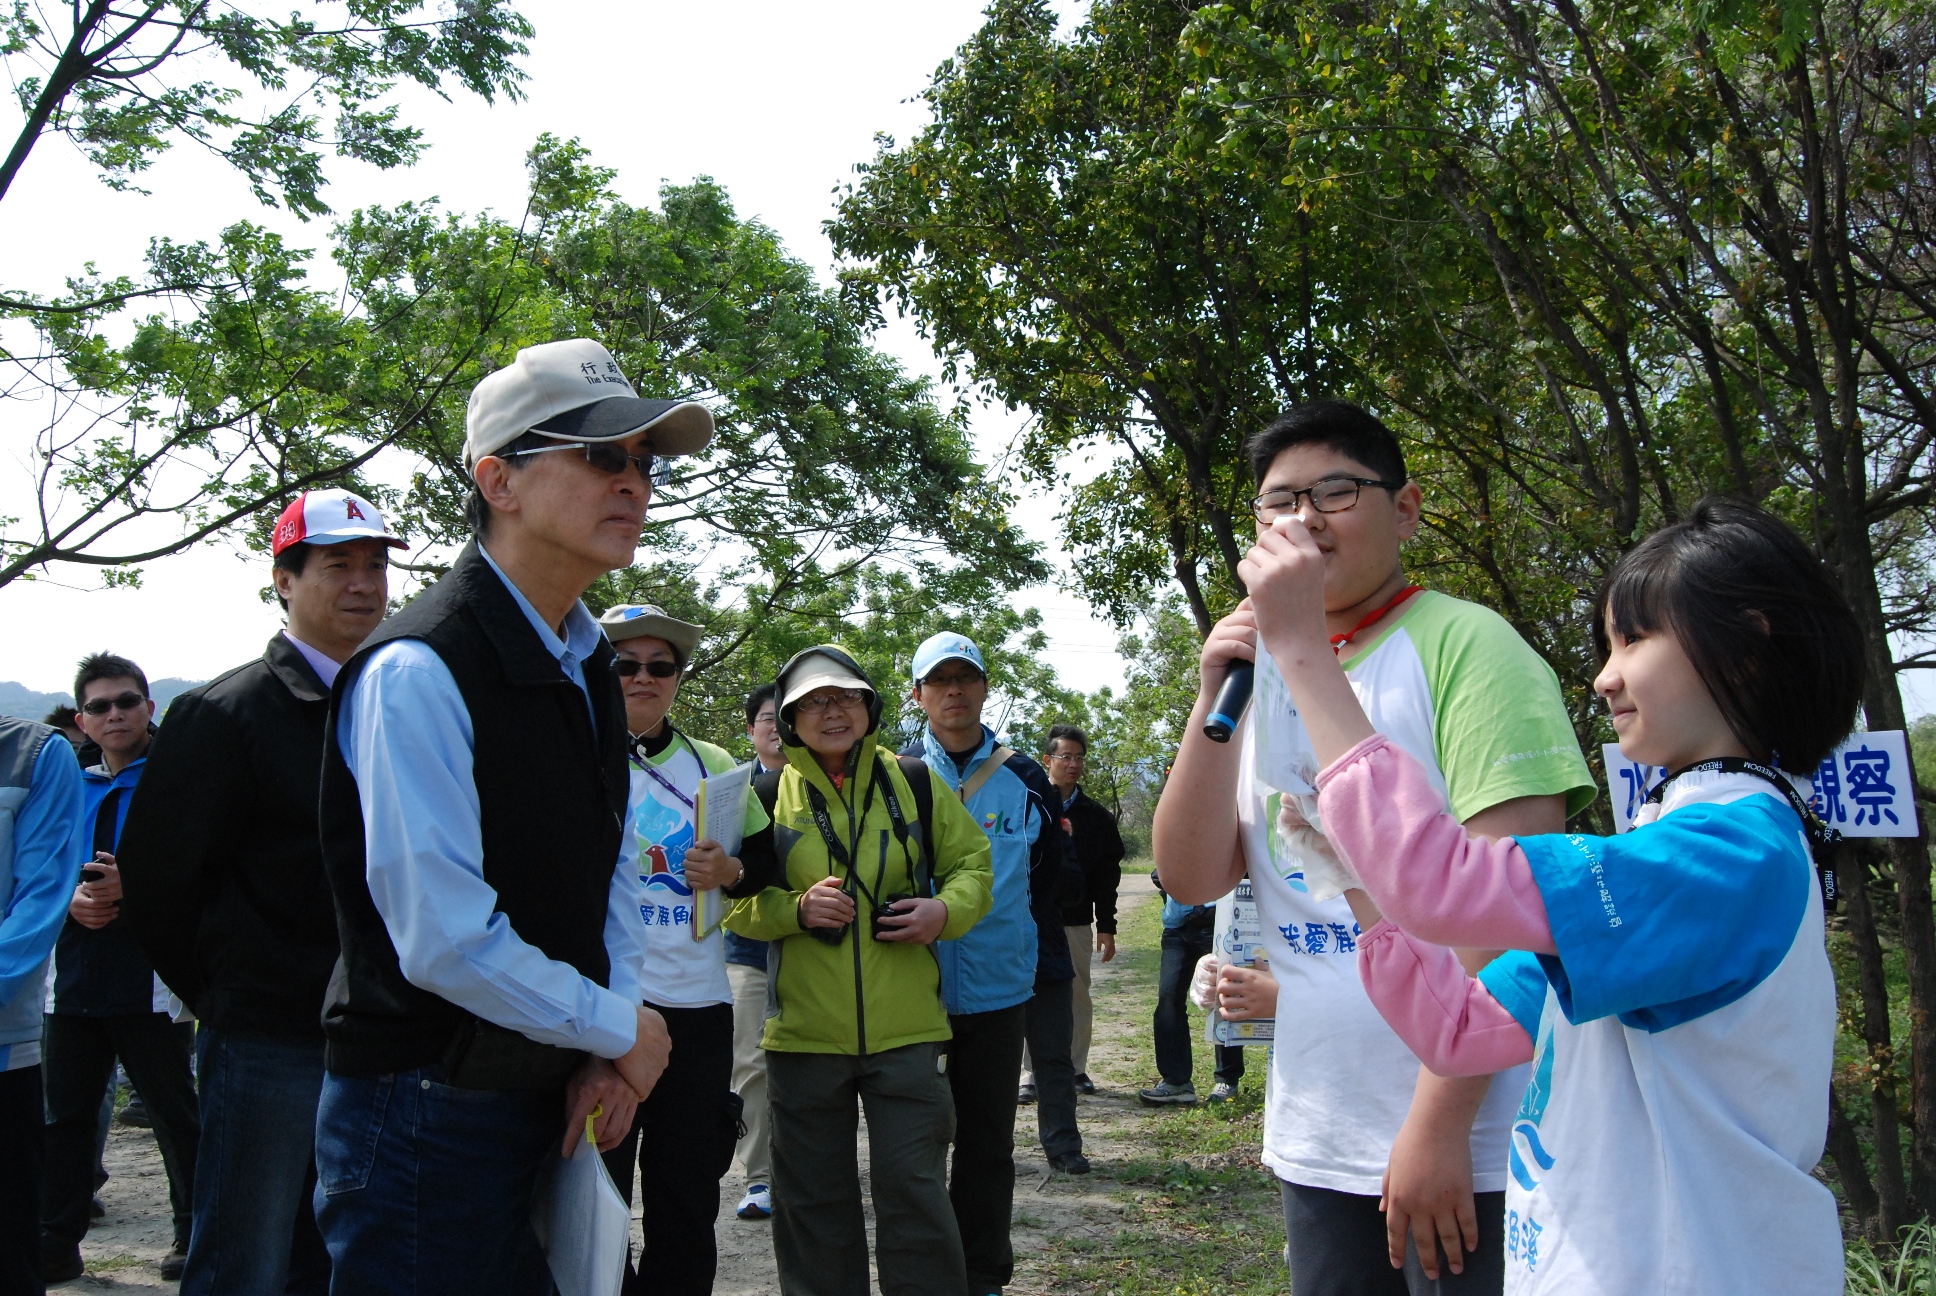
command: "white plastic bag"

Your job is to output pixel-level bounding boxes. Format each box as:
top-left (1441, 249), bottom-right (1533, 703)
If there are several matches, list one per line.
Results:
top-left (532, 1115), bottom-right (630, 1296)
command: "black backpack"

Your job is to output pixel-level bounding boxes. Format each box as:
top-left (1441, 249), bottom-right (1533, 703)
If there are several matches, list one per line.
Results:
top-left (753, 753), bottom-right (938, 894)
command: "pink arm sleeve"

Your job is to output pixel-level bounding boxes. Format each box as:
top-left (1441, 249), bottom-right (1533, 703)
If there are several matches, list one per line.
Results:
top-left (1314, 733), bottom-right (1556, 953)
top-left (1359, 919), bottom-right (1535, 1075)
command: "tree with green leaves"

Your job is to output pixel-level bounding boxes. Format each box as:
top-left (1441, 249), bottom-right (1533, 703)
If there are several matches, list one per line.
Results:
top-left (830, 0), bottom-right (1357, 637)
top-left (0, 0), bottom-right (533, 586)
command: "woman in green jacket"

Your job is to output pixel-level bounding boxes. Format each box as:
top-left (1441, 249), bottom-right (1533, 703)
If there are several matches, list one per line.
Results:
top-left (725, 646), bottom-right (992, 1296)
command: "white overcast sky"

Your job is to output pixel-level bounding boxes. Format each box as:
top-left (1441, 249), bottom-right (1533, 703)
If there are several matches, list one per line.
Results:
top-left (0, 0), bottom-right (1130, 699)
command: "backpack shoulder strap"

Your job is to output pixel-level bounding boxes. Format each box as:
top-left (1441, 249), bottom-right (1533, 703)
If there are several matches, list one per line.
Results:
top-left (895, 753), bottom-right (937, 896)
top-left (958, 745), bottom-right (1014, 805)
top-left (753, 768), bottom-right (783, 819)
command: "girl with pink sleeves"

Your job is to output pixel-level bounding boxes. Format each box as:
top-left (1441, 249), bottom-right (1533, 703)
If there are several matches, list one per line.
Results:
top-left (1238, 498), bottom-right (1860, 1294)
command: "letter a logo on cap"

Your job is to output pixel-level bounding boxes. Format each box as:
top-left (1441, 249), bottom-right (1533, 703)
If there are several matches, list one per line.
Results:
top-left (344, 498), bottom-right (366, 521)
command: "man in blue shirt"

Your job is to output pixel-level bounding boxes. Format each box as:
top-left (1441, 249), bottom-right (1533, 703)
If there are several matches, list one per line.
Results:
top-left (41, 654), bottom-right (200, 1284)
top-left (907, 632), bottom-right (1083, 1296)
top-left (0, 714), bottom-right (83, 1296)
top-left (312, 339), bottom-right (709, 1294)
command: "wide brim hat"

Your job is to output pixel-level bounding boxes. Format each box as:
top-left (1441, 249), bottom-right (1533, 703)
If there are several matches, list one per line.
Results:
top-left (597, 604), bottom-right (703, 664)
top-left (465, 338), bottom-right (715, 466)
top-left (774, 645), bottom-right (882, 747)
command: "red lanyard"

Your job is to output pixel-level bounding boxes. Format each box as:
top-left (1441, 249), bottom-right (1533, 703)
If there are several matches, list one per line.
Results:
top-left (1331, 585), bottom-right (1422, 655)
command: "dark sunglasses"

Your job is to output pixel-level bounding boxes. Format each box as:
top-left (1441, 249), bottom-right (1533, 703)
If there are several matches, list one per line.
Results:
top-left (81, 691), bottom-right (146, 716)
top-left (504, 440), bottom-right (673, 486)
top-left (614, 659), bottom-right (680, 679)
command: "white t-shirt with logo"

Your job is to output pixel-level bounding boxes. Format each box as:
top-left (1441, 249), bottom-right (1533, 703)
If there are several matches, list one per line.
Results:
top-left (1240, 591), bottom-right (1595, 1194)
top-left (630, 731), bottom-right (769, 1011)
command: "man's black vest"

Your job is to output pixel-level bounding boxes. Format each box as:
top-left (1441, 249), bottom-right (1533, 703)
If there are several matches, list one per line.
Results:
top-left (317, 541), bottom-right (630, 1083)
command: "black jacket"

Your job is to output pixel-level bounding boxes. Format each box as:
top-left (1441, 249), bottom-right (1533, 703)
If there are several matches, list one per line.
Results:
top-left (118, 635), bottom-right (338, 1037)
top-left (1058, 786), bottom-right (1126, 934)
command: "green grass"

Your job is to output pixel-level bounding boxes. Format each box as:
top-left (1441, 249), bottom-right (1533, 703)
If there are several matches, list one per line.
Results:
top-left (1848, 1218), bottom-right (1936, 1295)
top-left (1022, 867), bottom-right (1288, 1295)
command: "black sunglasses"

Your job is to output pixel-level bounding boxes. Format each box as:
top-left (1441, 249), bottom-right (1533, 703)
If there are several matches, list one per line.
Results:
top-left (614, 659), bottom-right (680, 679)
top-left (81, 691), bottom-right (146, 716)
top-left (504, 440), bottom-right (673, 486)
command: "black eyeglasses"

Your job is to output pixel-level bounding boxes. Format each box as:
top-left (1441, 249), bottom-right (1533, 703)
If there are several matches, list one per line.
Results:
top-left (504, 440), bottom-right (674, 486)
top-left (614, 659), bottom-right (680, 679)
top-left (1251, 477), bottom-right (1403, 522)
top-left (81, 691), bottom-right (146, 716)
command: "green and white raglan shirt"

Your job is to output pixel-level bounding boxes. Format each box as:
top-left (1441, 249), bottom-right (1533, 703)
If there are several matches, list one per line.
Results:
top-left (1239, 590), bottom-right (1596, 1194)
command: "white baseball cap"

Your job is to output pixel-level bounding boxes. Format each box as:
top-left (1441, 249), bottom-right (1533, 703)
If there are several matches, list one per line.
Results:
top-left (464, 338), bottom-right (715, 466)
top-left (270, 489), bottom-right (405, 557)
top-left (911, 631), bottom-right (986, 684)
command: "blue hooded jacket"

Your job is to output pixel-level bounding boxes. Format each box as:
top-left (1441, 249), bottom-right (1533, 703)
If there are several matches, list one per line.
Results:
top-left (912, 725), bottom-right (1082, 1014)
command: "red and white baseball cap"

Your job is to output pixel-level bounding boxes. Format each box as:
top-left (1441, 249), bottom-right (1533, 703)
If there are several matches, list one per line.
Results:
top-left (270, 488), bottom-right (406, 557)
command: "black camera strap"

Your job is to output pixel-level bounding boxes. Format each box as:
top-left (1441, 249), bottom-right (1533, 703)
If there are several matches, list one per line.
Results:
top-left (872, 756), bottom-right (932, 898)
top-left (804, 772), bottom-right (883, 910)
top-left (803, 755), bottom-right (927, 911)
top-left (1643, 755), bottom-right (1842, 906)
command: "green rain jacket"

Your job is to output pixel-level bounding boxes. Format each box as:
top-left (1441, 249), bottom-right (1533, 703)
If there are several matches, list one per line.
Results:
top-left (724, 730), bottom-right (992, 1055)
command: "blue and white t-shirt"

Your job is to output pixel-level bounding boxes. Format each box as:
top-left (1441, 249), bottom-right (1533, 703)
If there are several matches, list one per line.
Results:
top-left (1477, 770), bottom-right (1842, 1293)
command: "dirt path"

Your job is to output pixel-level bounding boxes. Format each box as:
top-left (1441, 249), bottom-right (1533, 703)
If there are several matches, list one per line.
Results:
top-left (59, 869), bottom-right (1290, 1294)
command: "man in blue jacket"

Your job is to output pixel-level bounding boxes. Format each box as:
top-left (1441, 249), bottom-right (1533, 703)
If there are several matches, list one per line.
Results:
top-left (0, 714), bottom-right (83, 1296)
top-left (907, 632), bottom-right (1083, 1296)
top-left (42, 654), bottom-right (200, 1284)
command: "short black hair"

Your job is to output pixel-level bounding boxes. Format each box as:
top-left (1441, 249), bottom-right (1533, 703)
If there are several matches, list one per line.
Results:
top-left (465, 430), bottom-right (547, 538)
top-left (270, 539), bottom-right (311, 610)
top-left (1046, 723), bottom-right (1088, 754)
top-left (1593, 498), bottom-right (1864, 773)
top-left (1245, 400), bottom-right (1407, 490)
top-left (41, 704), bottom-right (78, 730)
top-left (74, 652), bottom-right (148, 707)
top-left (745, 683), bottom-right (776, 726)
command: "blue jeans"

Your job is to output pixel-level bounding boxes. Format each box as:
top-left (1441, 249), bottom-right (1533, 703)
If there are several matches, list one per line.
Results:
top-left (182, 1028), bottom-right (330, 1296)
top-left (313, 1067), bottom-right (561, 1296)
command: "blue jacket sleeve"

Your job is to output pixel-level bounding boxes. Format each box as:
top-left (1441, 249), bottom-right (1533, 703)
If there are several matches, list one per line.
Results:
top-left (0, 739), bottom-right (84, 1006)
top-left (1519, 795), bottom-right (1813, 1032)
top-left (1477, 950), bottom-right (1550, 1040)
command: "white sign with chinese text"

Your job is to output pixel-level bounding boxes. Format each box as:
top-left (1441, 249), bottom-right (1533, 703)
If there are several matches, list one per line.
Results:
top-left (1603, 731), bottom-right (1919, 837)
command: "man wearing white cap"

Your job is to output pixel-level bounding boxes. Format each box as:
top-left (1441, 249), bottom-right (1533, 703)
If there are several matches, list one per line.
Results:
top-left (119, 486), bottom-right (404, 1295)
top-left (309, 340), bottom-right (710, 1293)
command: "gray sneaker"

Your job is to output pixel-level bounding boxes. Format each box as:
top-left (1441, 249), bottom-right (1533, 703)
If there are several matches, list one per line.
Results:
top-left (1137, 1081), bottom-right (1198, 1106)
top-left (1206, 1081), bottom-right (1239, 1103)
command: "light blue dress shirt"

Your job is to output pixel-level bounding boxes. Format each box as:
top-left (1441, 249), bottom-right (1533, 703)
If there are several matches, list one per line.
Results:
top-left (336, 544), bottom-right (645, 1060)
top-left (282, 630), bottom-right (342, 689)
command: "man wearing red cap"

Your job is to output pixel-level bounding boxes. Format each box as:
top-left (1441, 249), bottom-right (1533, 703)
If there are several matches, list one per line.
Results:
top-left (118, 487), bottom-right (404, 1296)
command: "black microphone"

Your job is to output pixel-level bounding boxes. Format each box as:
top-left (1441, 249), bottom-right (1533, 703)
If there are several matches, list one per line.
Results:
top-left (1201, 660), bottom-right (1254, 744)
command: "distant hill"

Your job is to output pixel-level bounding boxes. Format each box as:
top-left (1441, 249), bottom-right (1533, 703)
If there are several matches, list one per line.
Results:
top-left (0, 677), bottom-right (205, 720)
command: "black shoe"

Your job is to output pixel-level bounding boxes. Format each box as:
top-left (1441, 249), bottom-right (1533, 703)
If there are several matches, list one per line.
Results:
top-left (161, 1244), bottom-right (188, 1280)
top-left (1074, 1073), bottom-right (1096, 1095)
top-left (1016, 1083), bottom-right (1036, 1104)
top-left (88, 1196), bottom-right (105, 1220)
top-left (1048, 1150), bottom-right (1091, 1175)
top-left (40, 1246), bottom-right (83, 1284)
top-left (117, 1096), bottom-right (151, 1128)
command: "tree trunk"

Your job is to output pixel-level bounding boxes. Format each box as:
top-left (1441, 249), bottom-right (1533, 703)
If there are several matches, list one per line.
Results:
top-left (1842, 845), bottom-right (1910, 1233)
top-left (1828, 1083), bottom-right (1883, 1240)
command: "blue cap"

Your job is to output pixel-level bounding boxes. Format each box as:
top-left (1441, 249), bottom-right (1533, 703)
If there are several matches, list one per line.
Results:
top-left (911, 631), bottom-right (986, 684)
